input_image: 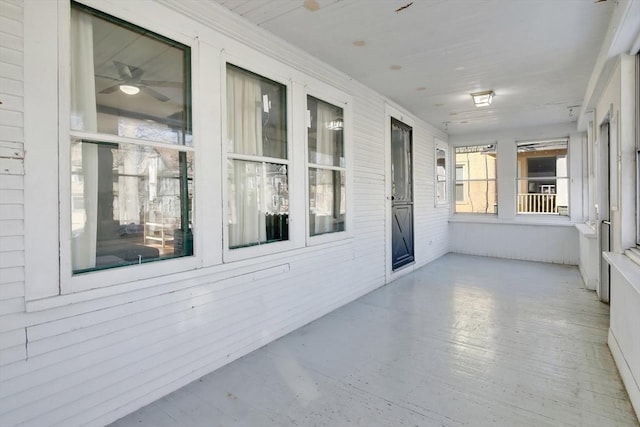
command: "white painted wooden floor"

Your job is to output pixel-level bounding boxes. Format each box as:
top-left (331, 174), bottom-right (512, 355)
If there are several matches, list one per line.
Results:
top-left (111, 254), bottom-right (639, 427)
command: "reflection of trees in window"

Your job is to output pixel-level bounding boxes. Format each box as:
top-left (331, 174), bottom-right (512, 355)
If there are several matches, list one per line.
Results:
top-left (307, 96), bottom-right (346, 236)
top-left (226, 64), bottom-right (289, 248)
top-left (70, 3), bottom-right (193, 273)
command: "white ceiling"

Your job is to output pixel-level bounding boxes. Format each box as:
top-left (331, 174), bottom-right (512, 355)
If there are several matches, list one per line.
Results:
top-left (211, 0), bottom-right (615, 136)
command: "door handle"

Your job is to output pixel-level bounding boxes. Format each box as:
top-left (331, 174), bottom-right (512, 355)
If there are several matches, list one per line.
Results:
top-left (602, 220), bottom-right (611, 225)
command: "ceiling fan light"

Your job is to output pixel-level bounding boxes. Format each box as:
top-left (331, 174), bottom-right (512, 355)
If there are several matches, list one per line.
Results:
top-left (471, 90), bottom-right (494, 107)
top-left (119, 84), bottom-right (140, 95)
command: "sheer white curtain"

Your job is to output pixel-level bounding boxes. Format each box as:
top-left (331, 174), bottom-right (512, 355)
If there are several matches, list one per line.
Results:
top-left (70, 9), bottom-right (98, 270)
top-left (315, 101), bottom-right (334, 165)
top-left (227, 67), bottom-right (266, 247)
top-left (317, 102), bottom-right (342, 234)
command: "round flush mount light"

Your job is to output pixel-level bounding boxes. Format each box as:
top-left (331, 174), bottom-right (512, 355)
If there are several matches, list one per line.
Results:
top-left (119, 84), bottom-right (140, 95)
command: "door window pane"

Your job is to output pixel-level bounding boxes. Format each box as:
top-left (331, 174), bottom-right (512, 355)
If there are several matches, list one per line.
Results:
top-left (309, 168), bottom-right (345, 236)
top-left (71, 139), bottom-right (193, 273)
top-left (391, 120), bottom-right (412, 202)
top-left (227, 160), bottom-right (289, 248)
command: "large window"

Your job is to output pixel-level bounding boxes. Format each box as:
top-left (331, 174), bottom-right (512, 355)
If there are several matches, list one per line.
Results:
top-left (454, 144), bottom-right (497, 214)
top-left (226, 64), bottom-right (289, 249)
top-left (69, 3), bottom-right (193, 274)
top-left (516, 139), bottom-right (569, 216)
top-left (307, 96), bottom-right (345, 236)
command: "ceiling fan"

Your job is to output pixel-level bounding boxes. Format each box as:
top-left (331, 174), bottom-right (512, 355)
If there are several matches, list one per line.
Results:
top-left (97, 61), bottom-right (182, 102)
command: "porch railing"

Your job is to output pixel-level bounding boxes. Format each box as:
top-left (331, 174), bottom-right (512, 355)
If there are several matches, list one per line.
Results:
top-left (517, 193), bottom-right (557, 214)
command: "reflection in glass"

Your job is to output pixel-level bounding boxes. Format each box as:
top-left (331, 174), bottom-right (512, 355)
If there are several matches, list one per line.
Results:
top-left (70, 3), bottom-right (191, 146)
top-left (436, 147), bottom-right (447, 203)
top-left (228, 160), bottom-right (289, 248)
top-left (71, 139), bottom-right (193, 273)
top-left (309, 169), bottom-right (345, 236)
top-left (226, 64), bottom-right (287, 159)
top-left (391, 120), bottom-right (412, 202)
top-left (307, 96), bottom-right (344, 167)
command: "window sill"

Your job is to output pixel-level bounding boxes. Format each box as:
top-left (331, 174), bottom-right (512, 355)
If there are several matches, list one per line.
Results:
top-left (575, 223), bottom-right (597, 239)
top-left (624, 247), bottom-right (640, 267)
top-left (603, 251), bottom-right (640, 295)
top-left (450, 214), bottom-right (574, 227)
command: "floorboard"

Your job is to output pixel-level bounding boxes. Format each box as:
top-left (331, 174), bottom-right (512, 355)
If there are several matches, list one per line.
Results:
top-left (111, 254), bottom-right (640, 427)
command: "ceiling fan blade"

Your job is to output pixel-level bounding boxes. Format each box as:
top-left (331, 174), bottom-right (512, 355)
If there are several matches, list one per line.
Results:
top-left (114, 61), bottom-right (133, 80)
top-left (140, 80), bottom-right (183, 88)
top-left (99, 84), bottom-right (120, 94)
top-left (141, 86), bottom-right (170, 102)
top-left (113, 61), bottom-right (144, 82)
top-left (95, 74), bottom-right (121, 82)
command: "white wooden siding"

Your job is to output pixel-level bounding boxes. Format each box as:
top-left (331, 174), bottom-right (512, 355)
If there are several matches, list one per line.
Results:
top-left (0, 1), bottom-right (451, 426)
top-left (0, 0), bottom-right (26, 371)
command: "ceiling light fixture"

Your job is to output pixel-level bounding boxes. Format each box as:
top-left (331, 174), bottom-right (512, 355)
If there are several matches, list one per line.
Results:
top-left (119, 84), bottom-right (140, 95)
top-left (470, 90), bottom-right (494, 107)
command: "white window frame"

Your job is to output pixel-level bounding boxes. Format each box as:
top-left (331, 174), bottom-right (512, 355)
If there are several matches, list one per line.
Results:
top-left (434, 139), bottom-right (448, 206)
top-left (636, 53), bottom-right (640, 245)
top-left (24, 0), bottom-right (212, 304)
top-left (221, 53), bottom-right (300, 263)
top-left (304, 85), bottom-right (353, 246)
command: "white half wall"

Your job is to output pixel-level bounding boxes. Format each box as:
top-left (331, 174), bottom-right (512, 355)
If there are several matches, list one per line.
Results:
top-left (450, 220), bottom-right (579, 265)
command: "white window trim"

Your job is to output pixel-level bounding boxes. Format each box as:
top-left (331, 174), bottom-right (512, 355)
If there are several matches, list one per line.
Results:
top-left (454, 163), bottom-right (467, 204)
top-left (220, 54), bottom-right (301, 263)
top-left (304, 85), bottom-right (353, 246)
top-left (434, 139), bottom-right (448, 207)
top-left (24, 0), bottom-right (210, 305)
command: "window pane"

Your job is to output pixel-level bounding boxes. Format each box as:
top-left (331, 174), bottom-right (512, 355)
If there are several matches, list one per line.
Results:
top-left (436, 147), bottom-right (447, 203)
top-left (227, 65), bottom-right (287, 159)
top-left (454, 145), bottom-right (497, 214)
top-left (309, 168), bottom-right (345, 236)
top-left (516, 139), bottom-right (568, 215)
top-left (71, 139), bottom-right (193, 273)
top-left (307, 96), bottom-right (344, 167)
top-left (516, 177), bottom-right (569, 215)
top-left (455, 145), bottom-right (497, 180)
top-left (71, 4), bottom-right (191, 145)
top-left (228, 160), bottom-right (289, 248)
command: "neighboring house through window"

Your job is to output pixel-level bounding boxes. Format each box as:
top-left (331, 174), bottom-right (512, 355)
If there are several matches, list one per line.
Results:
top-left (516, 139), bottom-right (569, 216)
top-left (454, 144), bottom-right (497, 214)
